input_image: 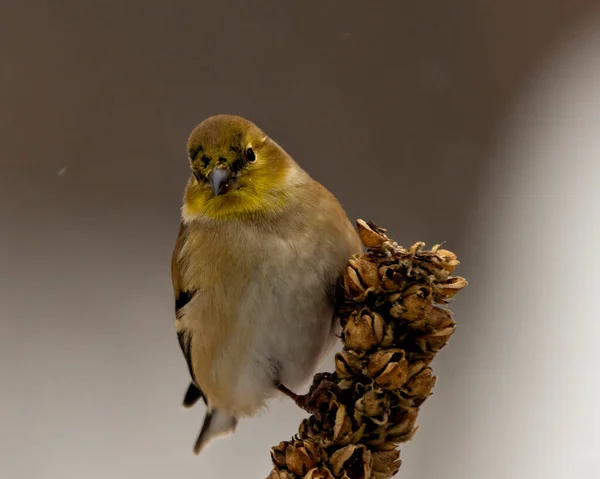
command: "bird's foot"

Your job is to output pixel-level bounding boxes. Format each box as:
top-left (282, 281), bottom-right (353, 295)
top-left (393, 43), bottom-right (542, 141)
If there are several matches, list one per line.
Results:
top-left (277, 373), bottom-right (341, 420)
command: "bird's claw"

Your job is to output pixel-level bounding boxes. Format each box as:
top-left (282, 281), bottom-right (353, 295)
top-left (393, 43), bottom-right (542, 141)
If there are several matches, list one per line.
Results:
top-left (292, 373), bottom-right (342, 420)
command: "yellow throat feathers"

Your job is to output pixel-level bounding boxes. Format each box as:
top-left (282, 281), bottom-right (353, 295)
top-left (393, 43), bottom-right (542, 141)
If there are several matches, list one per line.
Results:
top-left (183, 157), bottom-right (295, 220)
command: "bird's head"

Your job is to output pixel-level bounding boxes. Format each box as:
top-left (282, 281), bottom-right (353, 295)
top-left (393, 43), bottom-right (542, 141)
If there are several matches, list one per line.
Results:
top-left (183, 115), bottom-right (298, 220)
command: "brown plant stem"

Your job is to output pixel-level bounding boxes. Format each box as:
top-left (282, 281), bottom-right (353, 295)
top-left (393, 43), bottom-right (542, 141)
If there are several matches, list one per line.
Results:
top-left (267, 220), bottom-right (467, 479)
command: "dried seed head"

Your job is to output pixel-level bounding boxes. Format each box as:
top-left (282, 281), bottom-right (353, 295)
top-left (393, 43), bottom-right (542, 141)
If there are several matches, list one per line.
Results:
top-left (268, 222), bottom-right (466, 479)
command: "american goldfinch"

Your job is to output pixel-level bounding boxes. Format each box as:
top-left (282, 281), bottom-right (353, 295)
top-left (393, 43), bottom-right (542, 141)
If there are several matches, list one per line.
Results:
top-left (171, 114), bottom-right (361, 454)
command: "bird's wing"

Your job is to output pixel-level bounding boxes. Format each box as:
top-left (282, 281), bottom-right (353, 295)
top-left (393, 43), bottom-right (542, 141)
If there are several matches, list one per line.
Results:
top-left (172, 221), bottom-right (205, 408)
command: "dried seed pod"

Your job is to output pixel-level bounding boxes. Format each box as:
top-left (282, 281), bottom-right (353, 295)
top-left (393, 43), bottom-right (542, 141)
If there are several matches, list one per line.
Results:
top-left (344, 262), bottom-right (366, 296)
top-left (441, 276), bottom-right (468, 299)
top-left (375, 356), bottom-right (409, 389)
top-left (407, 361), bottom-right (426, 378)
top-left (298, 416), bottom-right (322, 442)
top-left (351, 286), bottom-right (379, 305)
top-left (401, 283), bottom-right (424, 298)
top-left (377, 442), bottom-right (399, 451)
top-left (305, 468), bottom-right (335, 479)
top-left (362, 424), bottom-right (388, 447)
top-left (386, 407), bottom-right (418, 439)
top-left (371, 449), bottom-right (401, 479)
top-left (344, 311), bottom-right (379, 351)
top-left (351, 423), bottom-right (367, 444)
top-left (401, 294), bottom-right (432, 323)
top-left (388, 303), bottom-right (404, 319)
top-left (357, 258), bottom-right (381, 289)
top-left (335, 353), bottom-right (353, 379)
top-left (357, 219), bottom-right (388, 249)
top-left (436, 249), bottom-right (459, 273)
top-left (367, 349), bottom-right (405, 378)
top-left (381, 321), bottom-right (395, 348)
top-left (304, 440), bottom-right (326, 464)
top-left (372, 312), bottom-right (385, 343)
top-left (286, 441), bottom-right (317, 476)
top-left (387, 292), bottom-right (402, 303)
top-left (330, 444), bottom-right (372, 479)
top-left (332, 404), bottom-right (354, 445)
top-left (403, 367), bottom-right (436, 398)
top-left (367, 350), bottom-right (394, 377)
top-left (407, 241), bottom-right (425, 255)
top-left (388, 424), bottom-right (418, 443)
top-left (355, 389), bottom-right (390, 418)
top-left (341, 348), bottom-right (366, 374)
top-left (271, 442), bottom-right (288, 468)
top-left (330, 445), bottom-right (358, 475)
top-left (417, 328), bottom-right (455, 353)
top-left (267, 470), bottom-right (296, 479)
top-left (379, 266), bottom-right (401, 291)
top-left (427, 306), bottom-right (455, 331)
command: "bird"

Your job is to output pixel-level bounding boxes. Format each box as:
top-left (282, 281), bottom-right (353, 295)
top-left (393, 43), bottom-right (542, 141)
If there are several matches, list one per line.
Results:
top-left (171, 114), bottom-right (361, 454)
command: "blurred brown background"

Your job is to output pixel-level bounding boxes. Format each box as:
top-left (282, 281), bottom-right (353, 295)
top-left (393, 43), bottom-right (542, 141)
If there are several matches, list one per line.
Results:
top-left (1, 1), bottom-right (598, 478)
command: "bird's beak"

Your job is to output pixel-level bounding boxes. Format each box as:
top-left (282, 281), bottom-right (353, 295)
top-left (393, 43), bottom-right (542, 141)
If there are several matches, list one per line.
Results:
top-left (208, 167), bottom-right (232, 196)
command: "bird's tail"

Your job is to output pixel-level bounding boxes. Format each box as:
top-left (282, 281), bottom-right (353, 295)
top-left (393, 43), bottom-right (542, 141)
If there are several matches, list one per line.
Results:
top-left (193, 409), bottom-right (238, 455)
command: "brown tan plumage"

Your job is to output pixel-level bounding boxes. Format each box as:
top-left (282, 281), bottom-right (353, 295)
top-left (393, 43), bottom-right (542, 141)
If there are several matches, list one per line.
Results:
top-left (171, 114), bottom-right (361, 454)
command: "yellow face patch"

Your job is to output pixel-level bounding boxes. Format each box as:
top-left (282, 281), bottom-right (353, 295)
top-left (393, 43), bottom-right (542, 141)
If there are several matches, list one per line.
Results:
top-left (184, 159), bottom-right (292, 220)
top-left (184, 115), bottom-right (296, 220)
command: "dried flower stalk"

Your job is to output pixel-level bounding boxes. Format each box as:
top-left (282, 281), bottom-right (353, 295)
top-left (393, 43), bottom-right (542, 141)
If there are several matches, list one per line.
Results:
top-left (267, 220), bottom-right (467, 479)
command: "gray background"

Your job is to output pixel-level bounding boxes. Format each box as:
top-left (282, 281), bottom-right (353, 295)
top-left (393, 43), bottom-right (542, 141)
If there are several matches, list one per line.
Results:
top-left (2, 1), bottom-right (599, 478)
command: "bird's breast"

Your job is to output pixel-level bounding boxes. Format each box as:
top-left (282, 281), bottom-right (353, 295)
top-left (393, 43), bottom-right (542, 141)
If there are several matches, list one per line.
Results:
top-left (179, 218), bottom-right (346, 414)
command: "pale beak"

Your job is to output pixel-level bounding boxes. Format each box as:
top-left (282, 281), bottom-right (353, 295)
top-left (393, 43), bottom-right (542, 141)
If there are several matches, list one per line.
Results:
top-left (208, 168), bottom-right (232, 196)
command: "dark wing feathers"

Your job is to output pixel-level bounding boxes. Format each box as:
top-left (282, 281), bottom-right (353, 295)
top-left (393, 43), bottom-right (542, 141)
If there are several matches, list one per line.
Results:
top-left (183, 382), bottom-right (205, 408)
top-left (172, 221), bottom-right (206, 408)
top-left (177, 329), bottom-right (196, 382)
top-left (175, 290), bottom-right (195, 317)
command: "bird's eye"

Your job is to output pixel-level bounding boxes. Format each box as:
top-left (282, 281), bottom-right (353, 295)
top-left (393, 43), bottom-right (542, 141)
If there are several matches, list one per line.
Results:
top-left (201, 155), bottom-right (211, 167)
top-left (246, 147), bottom-right (256, 163)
